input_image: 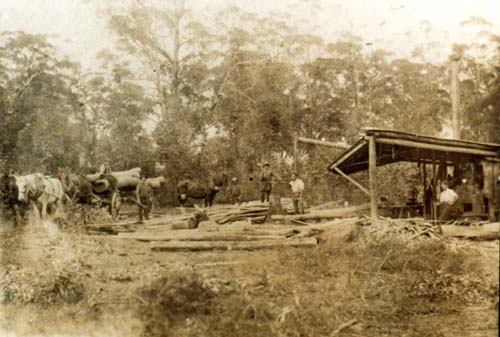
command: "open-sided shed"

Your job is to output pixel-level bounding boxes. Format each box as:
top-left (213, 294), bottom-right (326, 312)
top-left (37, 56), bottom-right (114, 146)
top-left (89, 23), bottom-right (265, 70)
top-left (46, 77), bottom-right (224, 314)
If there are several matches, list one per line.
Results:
top-left (327, 129), bottom-right (500, 220)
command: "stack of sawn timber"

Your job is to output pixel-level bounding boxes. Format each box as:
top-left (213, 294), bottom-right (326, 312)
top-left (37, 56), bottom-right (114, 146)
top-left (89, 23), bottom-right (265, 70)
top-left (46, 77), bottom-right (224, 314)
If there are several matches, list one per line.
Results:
top-left (205, 201), bottom-right (371, 226)
top-left (206, 199), bottom-right (295, 224)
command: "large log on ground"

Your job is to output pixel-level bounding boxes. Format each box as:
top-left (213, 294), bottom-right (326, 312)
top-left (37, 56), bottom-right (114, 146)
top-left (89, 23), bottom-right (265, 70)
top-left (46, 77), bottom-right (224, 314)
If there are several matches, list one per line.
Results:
top-left (271, 203), bottom-right (370, 222)
top-left (151, 237), bottom-right (317, 252)
top-left (440, 222), bottom-right (499, 240)
top-left (115, 233), bottom-right (286, 242)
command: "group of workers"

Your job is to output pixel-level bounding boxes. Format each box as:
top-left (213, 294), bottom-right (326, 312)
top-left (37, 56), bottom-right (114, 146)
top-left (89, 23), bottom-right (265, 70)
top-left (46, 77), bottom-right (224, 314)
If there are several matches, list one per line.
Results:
top-left (133, 161), bottom-right (306, 223)
top-left (202, 161), bottom-right (305, 214)
top-left (256, 161), bottom-right (305, 214)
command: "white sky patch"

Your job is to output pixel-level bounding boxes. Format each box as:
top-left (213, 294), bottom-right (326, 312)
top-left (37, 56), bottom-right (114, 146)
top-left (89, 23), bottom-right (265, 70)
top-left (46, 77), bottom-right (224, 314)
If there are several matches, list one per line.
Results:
top-left (0, 0), bottom-right (499, 71)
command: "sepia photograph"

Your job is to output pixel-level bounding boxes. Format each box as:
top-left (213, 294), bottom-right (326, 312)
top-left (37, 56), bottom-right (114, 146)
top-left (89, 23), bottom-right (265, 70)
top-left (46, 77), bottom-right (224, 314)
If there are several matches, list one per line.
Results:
top-left (0, 0), bottom-right (499, 336)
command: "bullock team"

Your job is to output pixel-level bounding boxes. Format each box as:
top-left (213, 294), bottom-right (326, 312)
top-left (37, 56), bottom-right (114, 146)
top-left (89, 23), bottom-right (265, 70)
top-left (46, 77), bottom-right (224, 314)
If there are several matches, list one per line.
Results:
top-left (0, 170), bottom-right (65, 226)
top-left (0, 166), bottom-right (231, 226)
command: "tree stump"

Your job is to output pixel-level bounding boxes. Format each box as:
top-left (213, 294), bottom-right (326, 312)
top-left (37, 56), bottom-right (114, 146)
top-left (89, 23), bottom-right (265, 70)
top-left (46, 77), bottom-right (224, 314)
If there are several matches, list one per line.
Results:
top-left (265, 194), bottom-right (284, 223)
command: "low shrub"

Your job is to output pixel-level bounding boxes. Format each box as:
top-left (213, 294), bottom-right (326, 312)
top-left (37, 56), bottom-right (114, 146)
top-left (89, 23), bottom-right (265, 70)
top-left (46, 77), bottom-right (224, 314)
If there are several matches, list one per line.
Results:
top-left (0, 263), bottom-right (86, 305)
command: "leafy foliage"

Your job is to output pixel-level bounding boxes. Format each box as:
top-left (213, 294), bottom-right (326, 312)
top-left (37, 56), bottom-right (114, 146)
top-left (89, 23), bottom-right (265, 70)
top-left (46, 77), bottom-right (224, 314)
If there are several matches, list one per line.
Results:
top-left (1, 10), bottom-right (498, 204)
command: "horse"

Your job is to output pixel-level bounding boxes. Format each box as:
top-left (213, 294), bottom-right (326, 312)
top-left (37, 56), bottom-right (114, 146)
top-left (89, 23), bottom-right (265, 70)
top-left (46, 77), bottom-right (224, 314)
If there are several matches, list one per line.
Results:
top-left (177, 172), bottom-right (227, 208)
top-left (16, 173), bottom-right (64, 220)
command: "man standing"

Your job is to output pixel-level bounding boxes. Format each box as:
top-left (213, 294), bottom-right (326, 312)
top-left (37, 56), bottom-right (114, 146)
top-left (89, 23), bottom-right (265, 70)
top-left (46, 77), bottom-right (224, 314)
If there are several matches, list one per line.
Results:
top-left (437, 180), bottom-right (459, 221)
top-left (99, 161), bottom-right (112, 175)
top-left (228, 177), bottom-right (242, 205)
top-left (259, 162), bottom-right (276, 203)
top-left (289, 172), bottom-right (305, 214)
top-left (136, 175), bottom-right (153, 223)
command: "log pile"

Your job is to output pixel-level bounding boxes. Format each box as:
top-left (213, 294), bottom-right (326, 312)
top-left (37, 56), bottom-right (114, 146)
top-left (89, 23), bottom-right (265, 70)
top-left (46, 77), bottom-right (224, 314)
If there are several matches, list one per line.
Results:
top-left (87, 167), bottom-right (165, 193)
top-left (87, 167), bottom-right (141, 182)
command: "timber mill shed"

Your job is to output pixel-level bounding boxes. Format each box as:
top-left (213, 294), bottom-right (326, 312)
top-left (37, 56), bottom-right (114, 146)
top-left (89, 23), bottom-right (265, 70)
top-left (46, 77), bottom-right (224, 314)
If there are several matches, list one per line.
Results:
top-left (327, 129), bottom-right (500, 221)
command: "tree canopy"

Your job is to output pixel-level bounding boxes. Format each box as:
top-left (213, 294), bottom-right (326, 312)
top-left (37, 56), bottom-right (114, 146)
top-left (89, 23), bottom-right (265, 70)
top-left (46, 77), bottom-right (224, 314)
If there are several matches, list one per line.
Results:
top-left (0, 3), bottom-right (498, 204)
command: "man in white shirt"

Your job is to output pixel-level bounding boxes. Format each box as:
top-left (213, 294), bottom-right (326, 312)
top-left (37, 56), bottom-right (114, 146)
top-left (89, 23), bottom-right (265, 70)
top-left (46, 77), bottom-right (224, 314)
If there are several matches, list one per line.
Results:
top-left (289, 172), bottom-right (305, 214)
top-left (438, 180), bottom-right (459, 221)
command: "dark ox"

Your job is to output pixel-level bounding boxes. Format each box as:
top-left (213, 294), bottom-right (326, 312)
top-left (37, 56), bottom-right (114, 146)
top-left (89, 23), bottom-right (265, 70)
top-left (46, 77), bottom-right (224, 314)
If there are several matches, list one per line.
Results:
top-left (57, 167), bottom-right (94, 204)
top-left (176, 173), bottom-right (227, 208)
top-left (1, 173), bottom-right (25, 225)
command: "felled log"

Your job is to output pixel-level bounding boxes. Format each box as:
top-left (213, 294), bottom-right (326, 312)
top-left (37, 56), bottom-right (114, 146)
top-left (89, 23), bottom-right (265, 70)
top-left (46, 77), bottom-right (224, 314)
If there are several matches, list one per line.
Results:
top-left (87, 167), bottom-right (141, 182)
top-left (440, 222), bottom-right (499, 240)
top-left (112, 167), bottom-right (141, 178)
top-left (115, 233), bottom-right (286, 242)
top-left (93, 176), bottom-right (141, 193)
top-left (146, 176), bottom-right (166, 188)
top-left (271, 203), bottom-right (370, 222)
top-left (151, 237), bottom-right (317, 252)
top-left (93, 179), bottom-right (111, 193)
top-left (116, 175), bottom-right (141, 188)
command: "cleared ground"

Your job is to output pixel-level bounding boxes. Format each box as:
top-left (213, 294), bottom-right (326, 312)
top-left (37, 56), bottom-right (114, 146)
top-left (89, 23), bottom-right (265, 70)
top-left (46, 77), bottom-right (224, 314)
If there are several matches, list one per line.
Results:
top-left (0, 205), bottom-right (498, 337)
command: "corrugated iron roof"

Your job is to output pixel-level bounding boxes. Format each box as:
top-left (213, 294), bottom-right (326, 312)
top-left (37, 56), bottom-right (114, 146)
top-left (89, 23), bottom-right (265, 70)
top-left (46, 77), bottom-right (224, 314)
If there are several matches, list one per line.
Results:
top-left (328, 129), bottom-right (500, 175)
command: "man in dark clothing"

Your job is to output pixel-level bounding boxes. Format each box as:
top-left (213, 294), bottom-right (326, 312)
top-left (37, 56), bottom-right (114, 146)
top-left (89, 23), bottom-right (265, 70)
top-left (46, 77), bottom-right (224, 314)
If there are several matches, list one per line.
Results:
top-left (136, 175), bottom-right (153, 223)
top-left (2, 173), bottom-right (20, 226)
top-left (260, 162), bottom-right (278, 203)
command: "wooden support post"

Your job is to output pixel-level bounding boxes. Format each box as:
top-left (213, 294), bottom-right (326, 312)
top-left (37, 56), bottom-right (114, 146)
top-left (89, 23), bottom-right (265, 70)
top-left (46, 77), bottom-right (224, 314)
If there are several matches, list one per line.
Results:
top-left (423, 161), bottom-right (427, 219)
top-left (293, 134), bottom-right (298, 173)
top-left (432, 154), bottom-right (437, 221)
top-left (368, 136), bottom-right (378, 218)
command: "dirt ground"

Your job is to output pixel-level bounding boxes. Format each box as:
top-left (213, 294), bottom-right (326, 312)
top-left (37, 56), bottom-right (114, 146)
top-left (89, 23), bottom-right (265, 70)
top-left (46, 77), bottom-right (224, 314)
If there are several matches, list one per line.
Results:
top-left (0, 207), bottom-right (498, 337)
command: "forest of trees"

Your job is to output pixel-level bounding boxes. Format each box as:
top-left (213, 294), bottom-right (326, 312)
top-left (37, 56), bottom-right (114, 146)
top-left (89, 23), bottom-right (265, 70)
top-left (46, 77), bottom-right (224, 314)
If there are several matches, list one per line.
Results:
top-left (1, 1), bottom-right (499, 205)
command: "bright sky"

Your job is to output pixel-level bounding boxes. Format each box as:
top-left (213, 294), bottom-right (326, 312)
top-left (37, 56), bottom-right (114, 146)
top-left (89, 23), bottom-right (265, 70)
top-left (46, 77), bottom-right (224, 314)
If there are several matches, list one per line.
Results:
top-left (0, 0), bottom-right (499, 70)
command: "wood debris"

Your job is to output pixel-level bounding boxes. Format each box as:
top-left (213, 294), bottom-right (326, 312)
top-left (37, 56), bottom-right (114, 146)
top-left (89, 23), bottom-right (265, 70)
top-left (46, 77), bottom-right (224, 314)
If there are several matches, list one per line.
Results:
top-left (364, 217), bottom-right (443, 239)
